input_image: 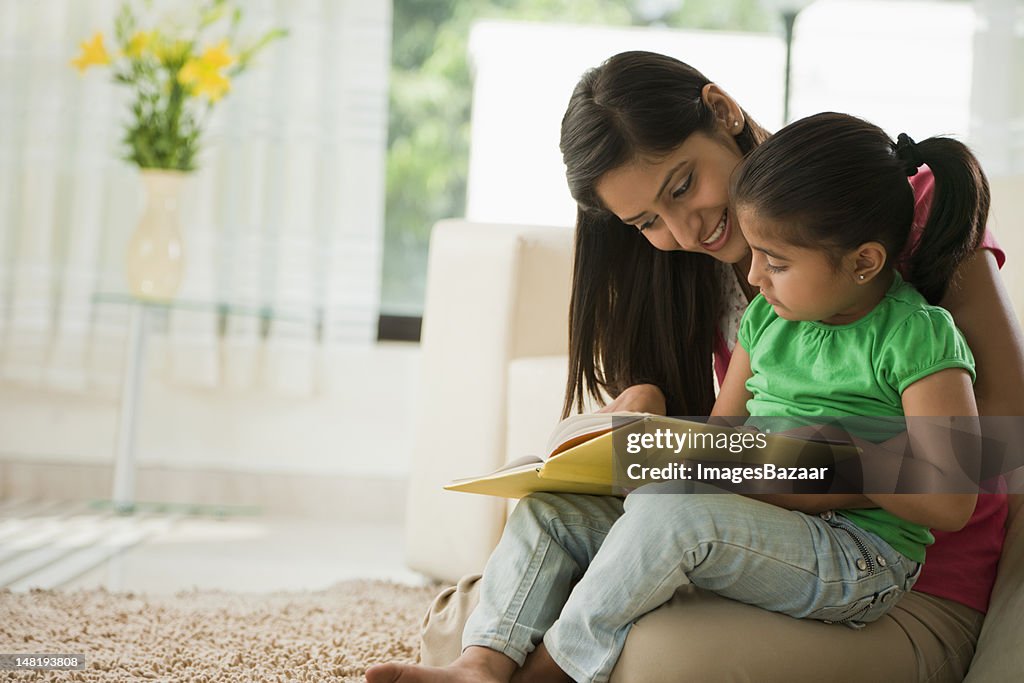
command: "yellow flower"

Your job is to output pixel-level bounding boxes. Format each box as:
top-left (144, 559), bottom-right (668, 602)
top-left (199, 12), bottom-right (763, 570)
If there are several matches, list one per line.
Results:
top-left (200, 40), bottom-right (234, 70)
top-left (178, 41), bottom-right (235, 102)
top-left (71, 32), bottom-right (111, 73)
top-left (152, 34), bottom-right (191, 66)
top-left (125, 31), bottom-right (152, 59)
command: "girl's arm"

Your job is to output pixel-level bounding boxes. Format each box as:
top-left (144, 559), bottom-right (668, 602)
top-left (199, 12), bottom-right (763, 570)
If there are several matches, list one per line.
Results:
top-left (865, 367), bottom-right (979, 532)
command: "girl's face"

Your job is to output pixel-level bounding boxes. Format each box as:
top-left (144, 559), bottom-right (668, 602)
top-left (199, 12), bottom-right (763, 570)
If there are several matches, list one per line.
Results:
top-left (595, 131), bottom-right (750, 264)
top-left (736, 206), bottom-right (871, 325)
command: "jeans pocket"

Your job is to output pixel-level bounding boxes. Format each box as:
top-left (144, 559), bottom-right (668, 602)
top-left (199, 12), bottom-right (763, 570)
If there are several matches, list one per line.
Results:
top-left (858, 584), bottom-right (907, 626)
top-left (904, 561), bottom-right (923, 592)
top-left (806, 594), bottom-right (876, 625)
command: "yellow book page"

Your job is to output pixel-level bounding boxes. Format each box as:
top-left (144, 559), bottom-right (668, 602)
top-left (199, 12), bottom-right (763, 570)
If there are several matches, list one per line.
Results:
top-left (443, 465), bottom-right (616, 498)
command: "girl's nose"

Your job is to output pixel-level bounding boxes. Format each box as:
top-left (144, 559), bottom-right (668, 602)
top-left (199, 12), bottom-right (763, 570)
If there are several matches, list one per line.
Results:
top-left (747, 255), bottom-right (765, 287)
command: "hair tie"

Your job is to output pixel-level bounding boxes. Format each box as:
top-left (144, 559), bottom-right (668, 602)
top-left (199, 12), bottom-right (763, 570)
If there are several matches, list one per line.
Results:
top-left (894, 133), bottom-right (923, 177)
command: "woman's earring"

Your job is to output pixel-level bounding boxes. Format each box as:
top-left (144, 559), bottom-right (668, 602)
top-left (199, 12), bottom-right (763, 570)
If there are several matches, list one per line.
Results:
top-left (858, 274), bottom-right (865, 280)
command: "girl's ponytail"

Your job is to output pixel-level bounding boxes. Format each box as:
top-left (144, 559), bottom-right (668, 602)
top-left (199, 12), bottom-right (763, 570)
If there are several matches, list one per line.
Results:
top-left (905, 136), bottom-right (990, 304)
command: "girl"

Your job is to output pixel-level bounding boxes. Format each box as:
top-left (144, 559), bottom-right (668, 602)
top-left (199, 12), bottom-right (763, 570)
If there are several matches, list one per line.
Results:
top-left (715, 110), bottom-right (983, 622)
top-left (411, 52), bottom-right (1020, 682)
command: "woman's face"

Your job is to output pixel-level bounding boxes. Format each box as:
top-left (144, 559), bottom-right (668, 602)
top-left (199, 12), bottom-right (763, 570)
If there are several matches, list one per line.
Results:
top-left (595, 131), bottom-right (750, 264)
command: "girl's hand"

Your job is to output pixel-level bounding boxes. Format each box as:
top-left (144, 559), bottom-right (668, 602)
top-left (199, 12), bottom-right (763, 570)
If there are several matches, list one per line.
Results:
top-left (599, 384), bottom-right (666, 415)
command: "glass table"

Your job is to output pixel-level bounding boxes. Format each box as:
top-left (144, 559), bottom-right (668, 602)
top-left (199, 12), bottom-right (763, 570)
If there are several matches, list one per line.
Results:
top-left (92, 292), bottom-right (317, 513)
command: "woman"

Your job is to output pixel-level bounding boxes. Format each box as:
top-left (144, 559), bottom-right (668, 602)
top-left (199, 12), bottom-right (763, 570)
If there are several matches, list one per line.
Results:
top-left (374, 52), bottom-right (1023, 682)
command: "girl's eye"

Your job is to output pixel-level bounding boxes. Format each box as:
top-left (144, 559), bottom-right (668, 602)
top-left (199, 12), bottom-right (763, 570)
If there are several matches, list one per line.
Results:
top-left (766, 263), bottom-right (787, 274)
top-left (637, 216), bottom-right (657, 232)
top-left (671, 173), bottom-right (693, 199)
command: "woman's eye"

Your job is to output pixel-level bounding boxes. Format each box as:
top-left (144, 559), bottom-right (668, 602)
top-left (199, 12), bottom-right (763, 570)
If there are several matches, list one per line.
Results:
top-left (637, 216), bottom-right (657, 232)
top-left (671, 173), bottom-right (693, 199)
top-left (766, 263), bottom-right (786, 274)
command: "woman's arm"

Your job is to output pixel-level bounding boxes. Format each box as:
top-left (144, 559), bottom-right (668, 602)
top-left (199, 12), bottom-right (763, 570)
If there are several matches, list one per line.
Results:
top-left (941, 249), bottom-right (1024, 515)
top-left (940, 249), bottom-right (1024, 417)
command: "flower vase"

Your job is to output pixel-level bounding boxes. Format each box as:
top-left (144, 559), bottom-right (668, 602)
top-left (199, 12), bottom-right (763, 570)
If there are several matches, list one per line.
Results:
top-left (125, 169), bottom-right (187, 301)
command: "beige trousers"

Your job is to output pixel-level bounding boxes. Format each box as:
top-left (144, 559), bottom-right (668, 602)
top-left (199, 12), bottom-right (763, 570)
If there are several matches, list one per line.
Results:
top-left (420, 574), bottom-right (983, 683)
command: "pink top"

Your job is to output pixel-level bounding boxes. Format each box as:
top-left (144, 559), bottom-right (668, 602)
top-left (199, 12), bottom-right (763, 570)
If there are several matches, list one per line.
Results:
top-left (713, 167), bottom-right (1008, 613)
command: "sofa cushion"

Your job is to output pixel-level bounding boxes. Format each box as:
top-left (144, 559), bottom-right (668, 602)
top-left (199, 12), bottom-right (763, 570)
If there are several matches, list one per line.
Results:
top-left (506, 355), bottom-right (569, 462)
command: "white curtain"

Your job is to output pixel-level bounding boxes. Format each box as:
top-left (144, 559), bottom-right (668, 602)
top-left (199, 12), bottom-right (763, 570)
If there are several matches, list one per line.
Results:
top-left (0, 0), bottom-right (391, 398)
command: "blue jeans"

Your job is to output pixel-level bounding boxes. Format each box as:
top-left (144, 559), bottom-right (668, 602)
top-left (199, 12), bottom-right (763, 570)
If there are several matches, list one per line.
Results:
top-left (462, 485), bottom-right (921, 683)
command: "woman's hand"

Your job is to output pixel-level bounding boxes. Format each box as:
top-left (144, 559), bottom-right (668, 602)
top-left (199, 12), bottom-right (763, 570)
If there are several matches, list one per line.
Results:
top-left (598, 383), bottom-right (666, 415)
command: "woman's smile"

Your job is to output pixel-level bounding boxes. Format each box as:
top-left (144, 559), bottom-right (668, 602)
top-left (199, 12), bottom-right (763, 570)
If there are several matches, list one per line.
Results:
top-left (700, 208), bottom-right (731, 251)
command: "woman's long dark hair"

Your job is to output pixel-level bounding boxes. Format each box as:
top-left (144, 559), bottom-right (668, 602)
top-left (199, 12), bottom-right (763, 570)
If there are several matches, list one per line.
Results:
top-left (731, 113), bottom-right (988, 305)
top-left (559, 51), bottom-right (768, 417)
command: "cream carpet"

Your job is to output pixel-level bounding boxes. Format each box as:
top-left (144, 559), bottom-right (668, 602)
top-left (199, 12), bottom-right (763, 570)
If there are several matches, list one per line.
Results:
top-left (0, 579), bottom-right (441, 682)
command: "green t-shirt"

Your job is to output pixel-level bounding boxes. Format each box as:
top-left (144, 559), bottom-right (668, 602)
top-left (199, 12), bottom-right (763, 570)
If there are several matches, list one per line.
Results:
top-left (737, 272), bottom-right (975, 563)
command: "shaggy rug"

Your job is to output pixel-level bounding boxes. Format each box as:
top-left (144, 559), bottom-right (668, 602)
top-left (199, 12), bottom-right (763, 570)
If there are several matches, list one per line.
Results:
top-left (0, 579), bottom-right (442, 682)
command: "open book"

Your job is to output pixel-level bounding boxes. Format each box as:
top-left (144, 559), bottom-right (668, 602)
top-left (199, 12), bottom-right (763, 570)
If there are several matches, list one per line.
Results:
top-left (444, 413), bottom-right (859, 499)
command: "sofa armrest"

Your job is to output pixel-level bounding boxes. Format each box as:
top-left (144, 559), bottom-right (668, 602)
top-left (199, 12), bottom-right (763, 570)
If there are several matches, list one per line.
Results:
top-left (404, 220), bottom-right (573, 582)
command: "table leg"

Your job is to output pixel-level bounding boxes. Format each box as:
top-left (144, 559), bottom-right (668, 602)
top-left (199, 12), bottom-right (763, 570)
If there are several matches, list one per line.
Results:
top-left (112, 304), bottom-right (149, 514)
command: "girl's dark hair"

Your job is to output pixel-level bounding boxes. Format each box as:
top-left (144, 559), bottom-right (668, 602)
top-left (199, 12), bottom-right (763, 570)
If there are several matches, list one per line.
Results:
top-left (559, 51), bottom-right (768, 418)
top-left (731, 112), bottom-right (988, 305)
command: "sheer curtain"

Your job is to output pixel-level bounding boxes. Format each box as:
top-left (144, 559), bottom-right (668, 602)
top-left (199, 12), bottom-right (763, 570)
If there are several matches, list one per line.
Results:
top-left (0, 0), bottom-right (391, 398)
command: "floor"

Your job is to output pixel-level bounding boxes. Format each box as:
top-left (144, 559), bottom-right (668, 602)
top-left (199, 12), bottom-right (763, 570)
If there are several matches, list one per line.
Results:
top-left (0, 498), bottom-right (429, 594)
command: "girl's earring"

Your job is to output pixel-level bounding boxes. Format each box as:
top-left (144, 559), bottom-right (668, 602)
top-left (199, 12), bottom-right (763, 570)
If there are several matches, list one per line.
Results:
top-left (858, 274), bottom-right (865, 280)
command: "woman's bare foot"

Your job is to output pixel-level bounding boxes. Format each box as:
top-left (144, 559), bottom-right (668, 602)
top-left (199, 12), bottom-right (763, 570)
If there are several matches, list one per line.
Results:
top-left (365, 646), bottom-right (517, 683)
top-left (511, 643), bottom-right (572, 683)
